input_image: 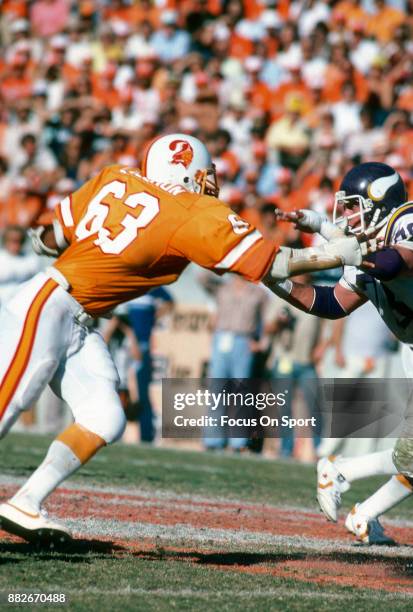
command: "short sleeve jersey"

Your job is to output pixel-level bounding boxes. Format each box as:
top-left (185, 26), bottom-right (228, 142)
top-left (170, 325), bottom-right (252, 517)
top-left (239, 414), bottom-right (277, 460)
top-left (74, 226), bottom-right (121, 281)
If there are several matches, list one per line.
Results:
top-left (53, 165), bottom-right (278, 316)
top-left (340, 202), bottom-right (413, 344)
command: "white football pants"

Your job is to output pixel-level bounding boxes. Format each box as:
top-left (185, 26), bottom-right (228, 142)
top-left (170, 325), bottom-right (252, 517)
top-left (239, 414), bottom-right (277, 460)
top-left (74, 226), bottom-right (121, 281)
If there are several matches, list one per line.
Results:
top-left (0, 271), bottom-right (126, 442)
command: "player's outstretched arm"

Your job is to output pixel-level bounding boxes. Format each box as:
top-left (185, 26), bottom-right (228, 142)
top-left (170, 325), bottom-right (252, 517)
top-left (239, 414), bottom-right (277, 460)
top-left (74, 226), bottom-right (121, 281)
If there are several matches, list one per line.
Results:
top-left (263, 277), bottom-right (366, 320)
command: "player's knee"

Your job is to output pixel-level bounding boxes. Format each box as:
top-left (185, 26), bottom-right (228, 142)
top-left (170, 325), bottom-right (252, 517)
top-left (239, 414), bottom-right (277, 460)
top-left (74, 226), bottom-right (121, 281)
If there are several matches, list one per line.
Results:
top-left (393, 438), bottom-right (413, 478)
top-left (75, 386), bottom-right (126, 444)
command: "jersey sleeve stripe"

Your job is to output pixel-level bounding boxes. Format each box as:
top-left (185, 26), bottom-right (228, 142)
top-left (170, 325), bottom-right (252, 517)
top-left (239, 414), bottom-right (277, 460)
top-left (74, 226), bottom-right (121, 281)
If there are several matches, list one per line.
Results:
top-left (384, 202), bottom-right (413, 244)
top-left (214, 230), bottom-right (262, 270)
top-left (60, 195), bottom-right (74, 227)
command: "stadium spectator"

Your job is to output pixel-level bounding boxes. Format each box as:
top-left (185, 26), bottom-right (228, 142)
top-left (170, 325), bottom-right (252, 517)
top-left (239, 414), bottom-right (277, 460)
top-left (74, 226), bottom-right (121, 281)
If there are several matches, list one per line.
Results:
top-left (265, 274), bottom-right (324, 458)
top-left (126, 288), bottom-right (174, 444)
top-left (202, 274), bottom-right (269, 451)
top-left (0, 225), bottom-right (42, 306)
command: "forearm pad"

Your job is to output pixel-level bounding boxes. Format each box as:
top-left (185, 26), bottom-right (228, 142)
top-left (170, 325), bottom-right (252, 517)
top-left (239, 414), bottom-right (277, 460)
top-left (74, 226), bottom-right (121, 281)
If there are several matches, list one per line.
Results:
top-left (309, 285), bottom-right (347, 319)
top-left (270, 235), bottom-right (361, 280)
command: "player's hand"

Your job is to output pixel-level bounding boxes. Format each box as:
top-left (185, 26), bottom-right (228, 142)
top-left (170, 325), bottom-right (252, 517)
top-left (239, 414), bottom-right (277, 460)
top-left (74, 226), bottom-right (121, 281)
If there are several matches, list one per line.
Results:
top-left (356, 226), bottom-right (384, 268)
top-left (275, 210), bottom-right (327, 234)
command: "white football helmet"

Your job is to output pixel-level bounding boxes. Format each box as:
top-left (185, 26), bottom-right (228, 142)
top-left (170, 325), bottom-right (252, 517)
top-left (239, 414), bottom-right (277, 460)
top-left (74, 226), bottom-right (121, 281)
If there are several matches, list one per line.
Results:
top-left (141, 133), bottom-right (219, 197)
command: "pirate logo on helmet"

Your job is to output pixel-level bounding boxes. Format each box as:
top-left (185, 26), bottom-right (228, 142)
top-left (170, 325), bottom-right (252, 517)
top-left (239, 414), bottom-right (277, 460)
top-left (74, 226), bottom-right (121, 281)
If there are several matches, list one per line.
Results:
top-left (169, 139), bottom-right (194, 169)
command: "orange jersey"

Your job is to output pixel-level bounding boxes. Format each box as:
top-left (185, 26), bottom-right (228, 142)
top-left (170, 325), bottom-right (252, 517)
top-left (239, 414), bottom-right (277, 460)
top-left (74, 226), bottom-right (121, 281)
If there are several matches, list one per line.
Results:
top-left (53, 165), bottom-right (277, 316)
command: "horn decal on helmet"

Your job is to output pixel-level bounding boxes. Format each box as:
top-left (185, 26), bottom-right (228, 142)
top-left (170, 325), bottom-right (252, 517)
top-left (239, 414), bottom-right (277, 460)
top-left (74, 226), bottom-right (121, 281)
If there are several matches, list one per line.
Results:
top-left (367, 172), bottom-right (399, 201)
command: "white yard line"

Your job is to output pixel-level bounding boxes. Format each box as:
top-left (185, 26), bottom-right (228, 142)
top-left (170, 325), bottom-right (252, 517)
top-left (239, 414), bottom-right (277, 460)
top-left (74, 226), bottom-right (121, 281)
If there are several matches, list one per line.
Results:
top-left (54, 587), bottom-right (412, 601)
top-left (64, 517), bottom-right (413, 559)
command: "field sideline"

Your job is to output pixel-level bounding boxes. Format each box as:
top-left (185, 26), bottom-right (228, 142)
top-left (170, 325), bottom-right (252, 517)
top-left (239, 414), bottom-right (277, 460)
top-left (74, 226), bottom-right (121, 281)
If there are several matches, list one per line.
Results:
top-left (1, 433), bottom-right (413, 611)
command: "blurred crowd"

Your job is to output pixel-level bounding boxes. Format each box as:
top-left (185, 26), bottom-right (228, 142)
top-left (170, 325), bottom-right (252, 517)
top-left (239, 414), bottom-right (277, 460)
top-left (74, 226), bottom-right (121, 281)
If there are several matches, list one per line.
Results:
top-left (0, 0), bottom-right (412, 235)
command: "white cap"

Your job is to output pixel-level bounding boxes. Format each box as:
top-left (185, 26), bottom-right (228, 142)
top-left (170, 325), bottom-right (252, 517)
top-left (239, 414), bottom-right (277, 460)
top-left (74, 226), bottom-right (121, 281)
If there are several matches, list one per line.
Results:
top-left (260, 10), bottom-right (282, 29)
top-left (244, 56), bottom-right (263, 72)
top-left (15, 177), bottom-right (29, 190)
top-left (56, 178), bottom-right (76, 193)
top-left (161, 10), bottom-right (178, 25)
top-left (179, 117), bottom-right (199, 133)
top-left (111, 20), bottom-right (130, 37)
top-left (11, 19), bottom-right (29, 33)
top-left (213, 23), bottom-right (231, 41)
top-left (50, 34), bottom-right (68, 49)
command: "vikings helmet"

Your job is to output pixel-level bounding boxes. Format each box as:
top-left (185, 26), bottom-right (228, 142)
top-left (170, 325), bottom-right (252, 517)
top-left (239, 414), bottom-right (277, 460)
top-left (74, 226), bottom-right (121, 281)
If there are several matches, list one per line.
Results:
top-left (333, 162), bottom-right (407, 233)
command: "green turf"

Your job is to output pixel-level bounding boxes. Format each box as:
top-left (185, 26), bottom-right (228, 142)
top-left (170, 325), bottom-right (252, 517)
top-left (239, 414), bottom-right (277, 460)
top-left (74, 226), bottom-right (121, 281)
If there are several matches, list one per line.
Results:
top-left (1, 433), bottom-right (413, 611)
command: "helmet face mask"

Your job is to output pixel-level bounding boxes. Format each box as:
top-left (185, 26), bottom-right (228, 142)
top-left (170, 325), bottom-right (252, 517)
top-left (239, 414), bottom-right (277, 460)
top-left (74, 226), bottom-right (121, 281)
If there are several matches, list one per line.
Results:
top-left (333, 162), bottom-right (407, 235)
top-left (195, 165), bottom-right (219, 197)
top-left (142, 133), bottom-right (220, 197)
top-left (333, 191), bottom-right (373, 234)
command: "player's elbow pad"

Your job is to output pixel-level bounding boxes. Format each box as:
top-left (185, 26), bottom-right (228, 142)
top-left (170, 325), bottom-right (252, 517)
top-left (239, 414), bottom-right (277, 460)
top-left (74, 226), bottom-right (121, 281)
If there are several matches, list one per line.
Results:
top-left (309, 285), bottom-right (347, 320)
top-left (363, 248), bottom-right (405, 281)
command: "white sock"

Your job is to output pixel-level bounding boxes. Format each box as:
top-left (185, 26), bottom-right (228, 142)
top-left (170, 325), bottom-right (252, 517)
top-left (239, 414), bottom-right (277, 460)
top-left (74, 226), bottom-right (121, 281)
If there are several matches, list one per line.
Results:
top-left (357, 475), bottom-right (413, 519)
top-left (335, 449), bottom-right (397, 482)
top-left (10, 441), bottom-right (81, 512)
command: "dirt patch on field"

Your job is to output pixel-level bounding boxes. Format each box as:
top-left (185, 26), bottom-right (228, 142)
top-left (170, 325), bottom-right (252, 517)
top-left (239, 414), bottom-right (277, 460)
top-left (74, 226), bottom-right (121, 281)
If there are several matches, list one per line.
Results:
top-left (1, 482), bottom-right (413, 595)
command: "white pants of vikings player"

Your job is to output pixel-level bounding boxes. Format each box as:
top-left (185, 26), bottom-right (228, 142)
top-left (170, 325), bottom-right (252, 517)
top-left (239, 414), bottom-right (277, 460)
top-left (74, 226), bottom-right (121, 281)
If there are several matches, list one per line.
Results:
top-left (0, 271), bottom-right (126, 442)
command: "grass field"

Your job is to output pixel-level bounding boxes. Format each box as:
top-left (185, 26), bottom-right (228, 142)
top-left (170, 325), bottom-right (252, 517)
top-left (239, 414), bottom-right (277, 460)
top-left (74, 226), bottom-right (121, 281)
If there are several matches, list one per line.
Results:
top-left (1, 433), bottom-right (413, 611)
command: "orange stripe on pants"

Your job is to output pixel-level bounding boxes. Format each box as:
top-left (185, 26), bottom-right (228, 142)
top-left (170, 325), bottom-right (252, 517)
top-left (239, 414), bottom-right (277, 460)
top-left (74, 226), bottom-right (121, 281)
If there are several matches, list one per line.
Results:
top-left (0, 278), bottom-right (58, 420)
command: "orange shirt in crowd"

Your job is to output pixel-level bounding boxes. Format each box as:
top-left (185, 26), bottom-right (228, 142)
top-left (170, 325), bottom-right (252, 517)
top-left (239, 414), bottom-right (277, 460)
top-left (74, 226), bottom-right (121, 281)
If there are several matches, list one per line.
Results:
top-left (247, 81), bottom-right (273, 113)
top-left (270, 82), bottom-right (312, 119)
top-left (0, 194), bottom-right (43, 229)
top-left (332, 1), bottom-right (369, 31)
top-left (220, 150), bottom-right (240, 179)
top-left (397, 88), bottom-right (413, 113)
top-left (53, 165), bottom-right (278, 316)
top-left (1, 0), bottom-right (27, 18)
top-left (0, 74), bottom-right (32, 103)
top-left (367, 5), bottom-right (405, 43)
top-left (229, 33), bottom-right (253, 59)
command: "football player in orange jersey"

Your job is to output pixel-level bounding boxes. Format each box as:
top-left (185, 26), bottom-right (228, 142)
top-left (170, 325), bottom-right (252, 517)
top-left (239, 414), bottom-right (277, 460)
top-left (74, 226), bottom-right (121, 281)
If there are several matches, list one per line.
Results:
top-left (0, 133), bottom-right (371, 544)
